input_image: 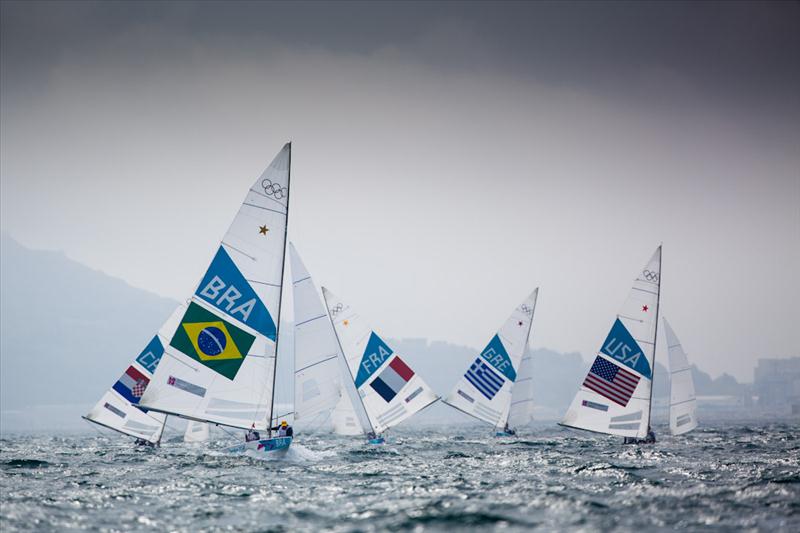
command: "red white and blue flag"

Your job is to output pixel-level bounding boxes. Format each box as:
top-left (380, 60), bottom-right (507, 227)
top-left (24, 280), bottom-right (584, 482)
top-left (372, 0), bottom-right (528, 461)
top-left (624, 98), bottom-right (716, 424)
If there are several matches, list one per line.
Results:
top-left (583, 356), bottom-right (640, 407)
top-left (112, 366), bottom-right (150, 405)
top-left (370, 356), bottom-right (415, 402)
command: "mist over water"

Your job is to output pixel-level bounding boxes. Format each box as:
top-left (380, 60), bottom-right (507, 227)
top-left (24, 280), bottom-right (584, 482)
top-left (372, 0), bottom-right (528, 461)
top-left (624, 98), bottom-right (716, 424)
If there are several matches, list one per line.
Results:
top-left (2, 421), bottom-right (798, 531)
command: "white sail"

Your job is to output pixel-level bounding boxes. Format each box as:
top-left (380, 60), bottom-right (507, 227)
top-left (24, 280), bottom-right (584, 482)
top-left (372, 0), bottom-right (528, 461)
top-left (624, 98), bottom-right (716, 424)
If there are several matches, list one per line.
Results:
top-left (322, 287), bottom-right (438, 435)
top-left (84, 305), bottom-right (185, 443)
top-left (139, 143), bottom-right (291, 431)
top-left (663, 317), bottom-right (698, 435)
top-left (444, 289), bottom-right (538, 429)
top-left (331, 391), bottom-right (363, 436)
top-left (560, 246), bottom-right (662, 439)
top-left (184, 420), bottom-right (210, 443)
top-left (507, 346), bottom-right (536, 429)
top-left (290, 243), bottom-right (366, 434)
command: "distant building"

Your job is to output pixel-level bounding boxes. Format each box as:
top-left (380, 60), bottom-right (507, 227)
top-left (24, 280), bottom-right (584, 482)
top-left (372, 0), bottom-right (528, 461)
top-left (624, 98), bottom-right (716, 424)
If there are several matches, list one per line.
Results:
top-left (754, 357), bottom-right (800, 411)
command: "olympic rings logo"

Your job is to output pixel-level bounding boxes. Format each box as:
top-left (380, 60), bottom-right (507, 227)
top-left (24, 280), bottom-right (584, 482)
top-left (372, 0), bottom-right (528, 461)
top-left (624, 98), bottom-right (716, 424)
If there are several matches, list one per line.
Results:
top-left (330, 303), bottom-right (343, 316)
top-left (262, 179), bottom-right (288, 200)
top-left (642, 270), bottom-right (660, 282)
top-left (520, 304), bottom-right (533, 315)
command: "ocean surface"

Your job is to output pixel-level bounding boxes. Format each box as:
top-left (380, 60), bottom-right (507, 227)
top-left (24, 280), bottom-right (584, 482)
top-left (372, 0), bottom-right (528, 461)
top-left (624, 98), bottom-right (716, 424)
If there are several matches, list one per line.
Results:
top-left (1, 421), bottom-right (798, 531)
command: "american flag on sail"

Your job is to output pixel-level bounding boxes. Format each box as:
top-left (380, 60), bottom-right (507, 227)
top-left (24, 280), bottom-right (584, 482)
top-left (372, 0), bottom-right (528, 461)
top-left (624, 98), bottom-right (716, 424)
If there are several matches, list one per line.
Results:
top-left (583, 356), bottom-right (640, 407)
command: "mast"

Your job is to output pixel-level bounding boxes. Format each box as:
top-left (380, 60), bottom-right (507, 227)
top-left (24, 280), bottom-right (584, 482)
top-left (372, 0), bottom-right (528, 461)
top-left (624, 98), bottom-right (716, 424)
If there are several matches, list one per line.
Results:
top-left (321, 288), bottom-right (377, 437)
top-left (503, 291), bottom-right (538, 430)
top-left (268, 142), bottom-right (291, 438)
top-left (647, 244), bottom-right (663, 432)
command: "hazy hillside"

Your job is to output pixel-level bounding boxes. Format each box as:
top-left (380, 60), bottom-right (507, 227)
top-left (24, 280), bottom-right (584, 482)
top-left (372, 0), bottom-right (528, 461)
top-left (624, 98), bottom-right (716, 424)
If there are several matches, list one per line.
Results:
top-left (0, 234), bottom-right (177, 429)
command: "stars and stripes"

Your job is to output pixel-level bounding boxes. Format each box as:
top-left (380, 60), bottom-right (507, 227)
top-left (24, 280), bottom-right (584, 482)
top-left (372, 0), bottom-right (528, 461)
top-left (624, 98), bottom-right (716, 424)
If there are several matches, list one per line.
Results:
top-left (465, 358), bottom-right (505, 400)
top-left (583, 356), bottom-right (640, 407)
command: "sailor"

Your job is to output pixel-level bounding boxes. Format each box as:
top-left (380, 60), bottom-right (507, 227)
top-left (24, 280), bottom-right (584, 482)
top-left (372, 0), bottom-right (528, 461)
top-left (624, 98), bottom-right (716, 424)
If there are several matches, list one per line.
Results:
top-left (270, 420), bottom-right (293, 437)
top-left (245, 424), bottom-right (261, 442)
top-left (503, 424), bottom-right (516, 436)
top-left (623, 426), bottom-right (656, 445)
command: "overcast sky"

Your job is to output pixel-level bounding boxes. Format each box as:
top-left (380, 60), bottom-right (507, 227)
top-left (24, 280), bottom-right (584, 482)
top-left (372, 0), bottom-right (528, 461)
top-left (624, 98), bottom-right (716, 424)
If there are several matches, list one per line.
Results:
top-left (2, 1), bottom-right (798, 381)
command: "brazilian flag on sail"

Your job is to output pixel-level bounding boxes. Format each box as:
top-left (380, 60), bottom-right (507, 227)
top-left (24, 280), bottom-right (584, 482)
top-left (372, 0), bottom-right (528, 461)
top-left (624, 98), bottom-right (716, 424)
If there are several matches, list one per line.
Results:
top-left (170, 302), bottom-right (256, 380)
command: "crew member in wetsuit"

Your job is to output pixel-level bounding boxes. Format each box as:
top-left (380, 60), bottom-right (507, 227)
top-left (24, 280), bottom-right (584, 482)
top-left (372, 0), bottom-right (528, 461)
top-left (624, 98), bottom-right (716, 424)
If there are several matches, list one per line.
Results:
top-left (269, 420), bottom-right (293, 437)
top-left (503, 424), bottom-right (516, 436)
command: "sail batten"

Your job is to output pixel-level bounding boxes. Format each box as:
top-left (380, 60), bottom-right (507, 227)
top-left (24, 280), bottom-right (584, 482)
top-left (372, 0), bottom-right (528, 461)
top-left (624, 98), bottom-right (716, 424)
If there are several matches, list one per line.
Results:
top-left (445, 289), bottom-right (539, 430)
top-left (560, 246), bottom-right (662, 439)
top-left (138, 144), bottom-right (291, 431)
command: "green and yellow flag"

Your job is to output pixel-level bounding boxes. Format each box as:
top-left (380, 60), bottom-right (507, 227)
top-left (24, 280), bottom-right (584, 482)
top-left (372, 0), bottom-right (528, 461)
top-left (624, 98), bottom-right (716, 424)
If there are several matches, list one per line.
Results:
top-left (170, 302), bottom-right (255, 380)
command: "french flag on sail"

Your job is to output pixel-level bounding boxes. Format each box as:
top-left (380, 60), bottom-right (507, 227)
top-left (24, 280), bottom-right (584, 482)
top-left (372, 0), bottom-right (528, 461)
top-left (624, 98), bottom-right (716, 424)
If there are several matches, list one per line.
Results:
top-left (370, 357), bottom-right (415, 402)
top-left (112, 366), bottom-right (150, 405)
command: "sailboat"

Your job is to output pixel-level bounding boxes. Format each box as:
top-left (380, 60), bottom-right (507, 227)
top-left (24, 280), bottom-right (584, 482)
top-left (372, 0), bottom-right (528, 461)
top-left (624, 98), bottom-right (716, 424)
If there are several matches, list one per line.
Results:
top-left (322, 287), bottom-right (439, 444)
top-left (83, 304), bottom-right (186, 446)
top-left (289, 243), bottom-right (367, 437)
top-left (560, 246), bottom-right (662, 444)
top-left (184, 420), bottom-right (210, 443)
top-left (663, 317), bottom-right (698, 435)
top-left (138, 143), bottom-right (293, 455)
top-left (443, 289), bottom-right (539, 437)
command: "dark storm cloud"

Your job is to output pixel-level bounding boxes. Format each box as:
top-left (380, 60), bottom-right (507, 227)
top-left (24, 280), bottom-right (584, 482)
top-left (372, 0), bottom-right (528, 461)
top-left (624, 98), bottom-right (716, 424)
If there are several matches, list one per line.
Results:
top-left (3, 0), bottom-right (798, 116)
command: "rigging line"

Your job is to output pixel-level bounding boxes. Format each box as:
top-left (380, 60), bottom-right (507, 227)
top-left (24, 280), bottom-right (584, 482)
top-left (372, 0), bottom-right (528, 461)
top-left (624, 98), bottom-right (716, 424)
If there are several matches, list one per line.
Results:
top-left (218, 424), bottom-right (243, 444)
top-left (294, 354), bottom-right (338, 374)
top-left (294, 314), bottom-right (327, 327)
top-left (221, 241), bottom-right (256, 261)
top-left (671, 367), bottom-right (692, 374)
top-left (241, 202), bottom-right (287, 216)
top-left (618, 314), bottom-right (645, 323)
top-left (292, 276), bottom-right (311, 285)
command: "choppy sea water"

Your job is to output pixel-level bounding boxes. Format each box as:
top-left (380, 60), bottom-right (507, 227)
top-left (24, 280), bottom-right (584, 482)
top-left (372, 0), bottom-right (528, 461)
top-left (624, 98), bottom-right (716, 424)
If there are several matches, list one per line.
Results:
top-left (1, 421), bottom-right (798, 531)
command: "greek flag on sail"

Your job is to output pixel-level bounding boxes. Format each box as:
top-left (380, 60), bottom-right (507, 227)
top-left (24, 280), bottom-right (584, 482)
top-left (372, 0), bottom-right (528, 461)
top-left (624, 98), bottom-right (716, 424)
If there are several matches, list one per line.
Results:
top-left (465, 358), bottom-right (505, 400)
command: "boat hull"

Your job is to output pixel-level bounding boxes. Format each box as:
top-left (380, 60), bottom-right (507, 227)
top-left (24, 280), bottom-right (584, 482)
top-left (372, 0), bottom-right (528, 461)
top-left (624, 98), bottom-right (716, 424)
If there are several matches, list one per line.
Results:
top-left (368, 437), bottom-right (385, 445)
top-left (225, 436), bottom-right (293, 454)
top-left (495, 431), bottom-right (516, 438)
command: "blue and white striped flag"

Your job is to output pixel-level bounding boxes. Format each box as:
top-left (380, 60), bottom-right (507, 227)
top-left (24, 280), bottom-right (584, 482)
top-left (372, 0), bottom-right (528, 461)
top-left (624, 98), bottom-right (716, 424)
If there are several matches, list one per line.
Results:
top-left (464, 358), bottom-right (505, 400)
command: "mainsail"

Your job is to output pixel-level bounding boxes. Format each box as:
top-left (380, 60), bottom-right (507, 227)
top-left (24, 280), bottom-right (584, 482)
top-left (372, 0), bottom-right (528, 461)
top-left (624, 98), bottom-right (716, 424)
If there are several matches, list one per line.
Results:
top-left (663, 317), bottom-right (698, 435)
top-left (184, 420), bottom-right (210, 443)
top-left (331, 391), bottom-right (364, 436)
top-left (138, 143), bottom-right (291, 431)
top-left (444, 289), bottom-right (538, 430)
top-left (84, 305), bottom-right (185, 443)
top-left (560, 246), bottom-right (662, 439)
top-left (290, 243), bottom-right (366, 434)
top-left (506, 345), bottom-right (536, 429)
top-left (322, 287), bottom-right (438, 435)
